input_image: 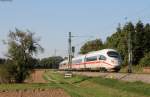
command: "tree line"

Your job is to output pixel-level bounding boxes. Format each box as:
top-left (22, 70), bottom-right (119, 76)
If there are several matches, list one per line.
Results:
top-left (80, 21), bottom-right (150, 66)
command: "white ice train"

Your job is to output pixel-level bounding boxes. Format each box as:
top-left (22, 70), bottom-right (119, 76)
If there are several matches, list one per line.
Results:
top-left (59, 49), bottom-right (122, 72)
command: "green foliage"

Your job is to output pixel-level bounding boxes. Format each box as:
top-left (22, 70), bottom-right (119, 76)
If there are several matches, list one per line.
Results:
top-left (0, 60), bottom-right (17, 83)
top-left (80, 39), bottom-right (104, 54)
top-left (79, 21), bottom-right (150, 66)
top-left (4, 29), bottom-right (43, 83)
top-left (0, 58), bottom-right (6, 64)
top-left (139, 52), bottom-right (150, 67)
top-left (144, 24), bottom-right (150, 54)
top-left (105, 21), bottom-right (150, 65)
top-left (120, 65), bottom-right (143, 73)
top-left (91, 77), bottom-right (150, 96)
top-left (0, 64), bottom-right (11, 83)
top-left (40, 56), bottom-right (63, 69)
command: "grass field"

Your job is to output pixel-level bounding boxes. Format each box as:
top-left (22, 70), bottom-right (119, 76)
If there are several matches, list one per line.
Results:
top-left (0, 70), bottom-right (149, 97)
top-left (44, 70), bottom-right (150, 97)
top-left (0, 69), bottom-right (69, 97)
top-left (120, 65), bottom-right (144, 73)
top-left (0, 83), bottom-right (59, 91)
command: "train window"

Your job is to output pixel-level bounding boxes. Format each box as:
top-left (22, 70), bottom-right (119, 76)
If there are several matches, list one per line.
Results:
top-left (86, 56), bottom-right (97, 62)
top-left (63, 63), bottom-right (66, 65)
top-left (99, 55), bottom-right (106, 60)
top-left (107, 51), bottom-right (119, 58)
top-left (72, 59), bottom-right (82, 64)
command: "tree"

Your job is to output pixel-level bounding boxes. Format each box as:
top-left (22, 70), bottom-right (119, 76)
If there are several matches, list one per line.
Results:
top-left (4, 29), bottom-right (43, 83)
top-left (0, 58), bottom-right (6, 64)
top-left (0, 60), bottom-right (16, 83)
top-left (124, 22), bottom-right (135, 65)
top-left (133, 21), bottom-right (145, 64)
top-left (144, 24), bottom-right (150, 54)
top-left (105, 21), bottom-right (150, 66)
top-left (80, 39), bottom-right (104, 54)
top-left (139, 52), bottom-right (150, 67)
top-left (105, 22), bottom-right (135, 65)
top-left (40, 56), bottom-right (63, 69)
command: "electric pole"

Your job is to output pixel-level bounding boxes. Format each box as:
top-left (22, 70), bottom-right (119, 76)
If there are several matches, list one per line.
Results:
top-left (64, 32), bottom-right (73, 78)
top-left (125, 17), bottom-right (132, 73)
top-left (128, 31), bottom-right (132, 73)
top-left (68, 32), bottom-right (72, 70)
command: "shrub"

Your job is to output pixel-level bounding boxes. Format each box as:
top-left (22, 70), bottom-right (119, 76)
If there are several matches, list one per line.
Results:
top-left (139, 52), bottom-right (150, 67)
top-left (0, 64), bottom-right (11, 83)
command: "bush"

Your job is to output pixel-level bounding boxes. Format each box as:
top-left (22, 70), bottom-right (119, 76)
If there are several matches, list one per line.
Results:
top-left (0, 62), bottom-right (17, 83)
top-left (0, 64), bottom-right (11, 83)
top-left (139, 52), bottom-right (150, 67)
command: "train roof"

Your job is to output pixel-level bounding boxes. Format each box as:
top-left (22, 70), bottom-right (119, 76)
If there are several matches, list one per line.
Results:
top-left (59, 49), bottom-right (118, 64)
top-left (87, 49), bottom-right (117, 54)
top-left (59, 60), bottom-right (68, 64)
top-left (72, 49), bottom-right (117, 59)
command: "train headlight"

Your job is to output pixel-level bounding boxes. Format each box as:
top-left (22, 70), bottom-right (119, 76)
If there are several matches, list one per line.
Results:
top-left (111, 60), bottom-right (115, 64)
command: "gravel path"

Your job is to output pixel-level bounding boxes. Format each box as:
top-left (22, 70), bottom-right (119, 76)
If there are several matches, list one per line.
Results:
top-left (71, 72), bottom-right (150, 84)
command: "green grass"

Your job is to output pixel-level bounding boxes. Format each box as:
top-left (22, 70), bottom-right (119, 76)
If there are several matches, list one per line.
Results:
top-left (0, 83), bottom-right (59, 91)
top-left (44, 70), bottom-right (150, 97)
top-left (120, 65), bottom-right (144, 73)
top-left (0, 70), bottom-right (149, 97)
top-left (90, 77), bottom-right (150, 96)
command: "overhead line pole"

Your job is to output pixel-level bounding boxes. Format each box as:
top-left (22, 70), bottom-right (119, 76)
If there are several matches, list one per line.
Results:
top-left (125, 17), bottom-right (132, 73)
top-left (128, 31), bottom-right (132, 73)
top-left (67, 32), bottom-right (94, 71)
top-left (68, 32), bottom-right (72, 71)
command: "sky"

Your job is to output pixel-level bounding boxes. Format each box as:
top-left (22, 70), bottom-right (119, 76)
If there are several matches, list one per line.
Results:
top-left (0, 0), bottom-right (150, 58)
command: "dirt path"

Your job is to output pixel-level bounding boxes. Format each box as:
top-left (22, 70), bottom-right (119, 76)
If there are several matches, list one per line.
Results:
top-left (0, 70), bottom-right (71, 97)
top-left (29, 69), bottom-right (47, 83)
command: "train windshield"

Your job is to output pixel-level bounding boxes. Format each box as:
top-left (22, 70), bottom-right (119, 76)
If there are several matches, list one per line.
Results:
top-left (107, 51), bottom-right (120, 58)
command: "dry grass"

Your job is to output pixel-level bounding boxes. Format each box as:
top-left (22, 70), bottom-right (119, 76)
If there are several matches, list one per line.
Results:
top-left (0, 88), bottom-right (70, 97)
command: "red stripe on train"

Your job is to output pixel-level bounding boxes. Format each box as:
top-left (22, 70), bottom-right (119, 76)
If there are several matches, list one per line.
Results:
top-left (71, 61), bottom-right (113, 67)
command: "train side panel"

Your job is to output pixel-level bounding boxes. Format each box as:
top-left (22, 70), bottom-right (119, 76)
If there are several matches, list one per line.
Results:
top-left (59, 49), bottom-right (122, 72)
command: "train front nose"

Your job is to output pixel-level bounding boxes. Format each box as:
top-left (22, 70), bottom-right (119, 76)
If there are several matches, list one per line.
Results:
top-left (111, 59), bottom-right (121, 72)
top-left (113, 66), bottom-right (121, 72)
top-left (111, 59), bottom-right (120, 66)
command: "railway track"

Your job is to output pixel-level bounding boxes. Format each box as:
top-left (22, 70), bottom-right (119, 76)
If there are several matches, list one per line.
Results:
top-left (58, 71), bottom-right (150, 84)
